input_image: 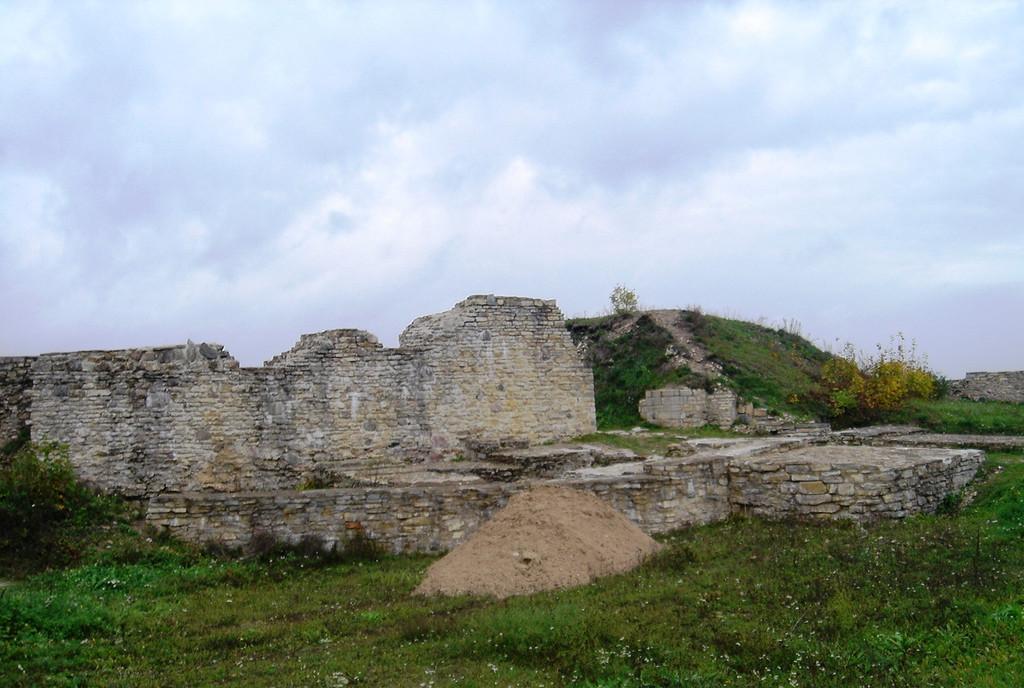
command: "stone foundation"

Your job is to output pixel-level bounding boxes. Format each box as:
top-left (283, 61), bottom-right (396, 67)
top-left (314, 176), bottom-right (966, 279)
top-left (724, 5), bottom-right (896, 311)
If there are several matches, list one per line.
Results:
top-left (728, 445), bottom-right (983, 520)
top-left (145, 441), bottom-right (983, 553)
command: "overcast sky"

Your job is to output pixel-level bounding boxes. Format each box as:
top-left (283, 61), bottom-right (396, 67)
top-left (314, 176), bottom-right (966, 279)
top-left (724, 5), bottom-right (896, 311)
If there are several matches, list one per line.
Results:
top-left (1, 1), bottom-right (1021, 376)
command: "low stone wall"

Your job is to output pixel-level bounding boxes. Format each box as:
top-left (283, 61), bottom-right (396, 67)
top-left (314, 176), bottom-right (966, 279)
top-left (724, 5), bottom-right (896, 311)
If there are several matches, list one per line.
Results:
top-left (728, 446), bottom-right (984, 520)
top-left (144, 445), bottom-right (981, 553)
top-left (0, 357), bottom-right (35, 445)
top-left (952, 371), bottom-right (1024, 403)
top-left (146, 460), bottom-right (731, 554)
top-left (638, 387), bottom-right (737, 428)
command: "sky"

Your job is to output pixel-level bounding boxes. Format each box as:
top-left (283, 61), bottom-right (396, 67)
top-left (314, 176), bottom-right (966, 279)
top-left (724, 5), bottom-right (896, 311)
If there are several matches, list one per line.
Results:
top-left (1, 0), bottom-right (1022, 377)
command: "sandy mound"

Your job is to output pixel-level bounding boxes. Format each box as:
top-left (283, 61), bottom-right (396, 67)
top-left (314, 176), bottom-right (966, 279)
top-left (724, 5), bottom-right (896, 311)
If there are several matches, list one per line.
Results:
top-left (415, 485), bottom-right (663, 599)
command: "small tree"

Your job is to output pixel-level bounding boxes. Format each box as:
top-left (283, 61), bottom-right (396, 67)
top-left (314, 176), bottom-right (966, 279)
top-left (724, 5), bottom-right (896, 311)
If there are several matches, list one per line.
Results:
top-left (610, 284), bottom-right (639, 315)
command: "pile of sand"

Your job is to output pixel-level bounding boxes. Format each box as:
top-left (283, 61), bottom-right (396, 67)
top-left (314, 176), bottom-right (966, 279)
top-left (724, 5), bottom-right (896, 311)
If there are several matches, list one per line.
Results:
top-left (414, 485), bottom-right (663, 599)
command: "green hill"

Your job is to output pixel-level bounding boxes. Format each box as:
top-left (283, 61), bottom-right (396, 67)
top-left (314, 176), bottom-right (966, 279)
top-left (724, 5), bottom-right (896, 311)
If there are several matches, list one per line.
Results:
top-left (567, 309), bottom-right (833, 428)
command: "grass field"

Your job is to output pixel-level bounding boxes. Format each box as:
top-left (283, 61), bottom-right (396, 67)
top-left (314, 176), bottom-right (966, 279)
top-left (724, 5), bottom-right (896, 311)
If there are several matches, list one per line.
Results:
top-left (886, 398), bottom-right (1024, 436)
top-left (3, 451), bottom-right (1023, 687)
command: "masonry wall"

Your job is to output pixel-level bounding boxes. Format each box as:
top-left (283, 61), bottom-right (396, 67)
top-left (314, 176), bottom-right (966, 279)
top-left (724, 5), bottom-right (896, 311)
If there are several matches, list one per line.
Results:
top-left (952, 371), bottom-right (1024, 403)
top-left (400, 295), bottom-right (595, 453)
top-left (145, 460), bottom-right (731, 554)
top-left (143, 446), bottom-right (982, 554)
top-left (0, 357), bottom-right (35, 445)
top-left (26, 296), bottom-right (596, 496)
top-left (728, 447), bottom-right (984, 520)
top-left (638, 387), bottom-right (738, 428)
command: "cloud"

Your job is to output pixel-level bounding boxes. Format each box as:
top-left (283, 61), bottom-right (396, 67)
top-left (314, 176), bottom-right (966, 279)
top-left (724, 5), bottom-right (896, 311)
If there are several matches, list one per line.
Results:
top-left (0, 0), bottom-right (1022, 376)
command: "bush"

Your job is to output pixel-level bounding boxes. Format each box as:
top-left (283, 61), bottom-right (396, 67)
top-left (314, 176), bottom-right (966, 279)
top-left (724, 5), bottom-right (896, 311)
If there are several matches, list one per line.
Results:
top-left (0, 442), bottom-right (120, 560)
top-left (820, 336), bottom-right (938, 424)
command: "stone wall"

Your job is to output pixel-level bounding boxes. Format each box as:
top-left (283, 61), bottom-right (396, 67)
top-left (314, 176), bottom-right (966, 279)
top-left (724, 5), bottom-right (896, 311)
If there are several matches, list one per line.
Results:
top-left (0, 357), bottom-right (35, 445)
top-left (144, 444), bottom-right (981, 554)
top-left (146, 458), bottom-right (731, 554)
top-left (952, 371), bottom-right (1024, 403)
top-left (25, 296), bottom-right (595, 496)
top-left (638, 387), bottom-right (737, 428)
top-left (728, 446), bottom-right (984, 520)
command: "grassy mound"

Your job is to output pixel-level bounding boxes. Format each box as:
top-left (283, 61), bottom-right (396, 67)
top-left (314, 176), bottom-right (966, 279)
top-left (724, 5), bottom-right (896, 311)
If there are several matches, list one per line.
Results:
top-left (568, 313), bottom-right (709, 428)
top-left (568, 310), bottom-right (832, 428)
top-left (689, 312), bottom-right (831, 418)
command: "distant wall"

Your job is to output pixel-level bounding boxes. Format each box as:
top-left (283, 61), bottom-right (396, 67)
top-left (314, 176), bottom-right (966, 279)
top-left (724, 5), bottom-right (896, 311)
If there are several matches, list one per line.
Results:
top-left (25, 296), bottom-right (595, 496)
top-left (952, 371), bottom-right (1024, 403)
top-left (0, 357), bottom-right (35, 445)
top-left (638, 387), bottom-right (737, 428)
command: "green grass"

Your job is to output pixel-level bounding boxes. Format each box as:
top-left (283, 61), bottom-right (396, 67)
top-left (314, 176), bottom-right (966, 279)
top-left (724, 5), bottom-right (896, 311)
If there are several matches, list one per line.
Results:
top-left (691, 313), bottom-right (831, 419)
top-left (886, 398), bottom-right (1024, 436)
top-left (4, 453), bottom-right (1024, 686)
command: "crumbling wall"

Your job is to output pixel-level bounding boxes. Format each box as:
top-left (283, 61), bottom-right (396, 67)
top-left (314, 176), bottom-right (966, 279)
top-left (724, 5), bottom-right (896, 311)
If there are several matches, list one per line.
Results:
top-left (0, 357), bottom-right (35, 445)
top-left (145, 461), bottom-right (731, 554)
top-left (638, 387), bottom-right (737, 428)
top-left (28, 343), bottom-right (262, 496)
top-left (728, 446), bottom-right (983, 520)
top-left (952, 371), bottom-right (1024, 403)
top-left (400, 295), bottom-right (595, 452)
top-left (25, 296), bottom-right (596, 495)
top-left (144, 445), bottom-right (982, 554)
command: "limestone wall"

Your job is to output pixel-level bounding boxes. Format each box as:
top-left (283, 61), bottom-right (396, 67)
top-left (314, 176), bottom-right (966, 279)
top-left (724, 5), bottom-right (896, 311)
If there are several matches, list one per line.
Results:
top-left (143, 444), bottom-right (982, 554)
top-left (24, 296), bottom-right (595, 496)
top-left (146, 460), bottom-right (730, 554)
top-left (399, 295), bottom-right (596, 454)
top-left (952, 371), bottom-right (1024, 403)
top-left (0, 357), bottom-right (35, 445)
top-left (728, 446), bottom-right (984, 520)
top-left (638, 387), bottom-right (737, 428)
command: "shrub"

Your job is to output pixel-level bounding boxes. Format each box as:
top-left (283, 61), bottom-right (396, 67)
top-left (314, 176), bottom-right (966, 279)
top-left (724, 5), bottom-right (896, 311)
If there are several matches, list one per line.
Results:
top-left (820, 336), bottom-right (938, 424)
top-left (0, 442), bottom-right (120, 560)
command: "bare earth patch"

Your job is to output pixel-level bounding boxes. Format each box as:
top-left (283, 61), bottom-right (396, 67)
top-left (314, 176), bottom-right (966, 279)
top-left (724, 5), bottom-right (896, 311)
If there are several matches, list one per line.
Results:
top-left (415, 485), bottom-right (663, 599)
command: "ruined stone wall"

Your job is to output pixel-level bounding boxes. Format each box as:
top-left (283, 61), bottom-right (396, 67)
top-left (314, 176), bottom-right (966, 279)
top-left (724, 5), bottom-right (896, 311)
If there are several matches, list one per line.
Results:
top-left (143, 445), bottom-right (982, 554)
top-left (952, 371), bottom-right (1024, 403)
top-left (0, 357), bottom-right (35, 445)
top-left (400, 295), bottom-right (595, 453)
top-left (145, 461), bottom-right (730, 554)
top-left (728, 446), bottom-right (984, 520)
top-left (28, 343), bottom-right (263, 497)
top-left (25, 296), bottom-right (595, 495)
top-left (638, 387), bottom-right (737, 428)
